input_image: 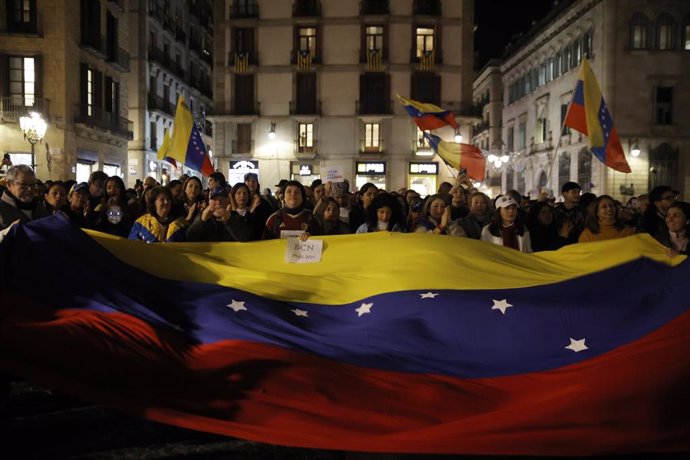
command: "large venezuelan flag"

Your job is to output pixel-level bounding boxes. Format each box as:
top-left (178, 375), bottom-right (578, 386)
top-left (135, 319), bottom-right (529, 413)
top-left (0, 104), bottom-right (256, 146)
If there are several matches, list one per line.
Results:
top-left (564, 58), bottom-right (631, 173)
top-left (397, 94), bottom-right (459, 131)
top-left (1, 215), bottom-right (688, 455)
top-left (424, 132), bottom-right (486, 181)
top-left (158, 96), bottom-right (214, 176)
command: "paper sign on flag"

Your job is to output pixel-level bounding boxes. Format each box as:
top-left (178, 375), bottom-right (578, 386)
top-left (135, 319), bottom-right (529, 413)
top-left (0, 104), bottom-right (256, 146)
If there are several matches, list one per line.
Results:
top-left (280, 230), bottom-right (304, 239)
top-left (285, 237), bottom-right (323, 264)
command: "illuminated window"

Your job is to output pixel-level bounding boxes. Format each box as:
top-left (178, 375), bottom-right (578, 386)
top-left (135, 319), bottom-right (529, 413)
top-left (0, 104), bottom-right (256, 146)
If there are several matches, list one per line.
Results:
top-left (656, 13), bottom-right (674, 50)
top-left (364, 123), bottom-right (380, 149)
top-left (298, 27), bottom-right (317, 57)
top-left (366, 26), bottom-right (383, 51)
top-left (415, 27), bottom-right (434, 58)
top-left (630, 13), bottom-right (650, 49)
top-left (298, 123), bottom-right (314, 152)
top-left (9, 56), bottom-right (35, 106)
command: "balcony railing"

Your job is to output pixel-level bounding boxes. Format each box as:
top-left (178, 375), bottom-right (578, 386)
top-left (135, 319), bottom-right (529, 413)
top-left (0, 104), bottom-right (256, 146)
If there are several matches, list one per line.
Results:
top-left (230, 2), bottom-right (259, 18)
top-left (2, 13), bottom-right (43, 36)
top-left (147, 92), bottom-right (175, 116)
top-left (232, 140), bottom-right (255, 154)
top-left (360, 0), bottom-right (389, 15)
top-left (413, 0), bottom-right (441, 16)
top-left (295, 140), bottom-right (318, 155)
top-left (356, 99), bottom-right (392, 115)
top-left (232, 102), bottom-right (260, 116)
top-left (290, 100), bottom-right (322, 116)
top-left (293, 0), bottom-right (321, 17)
top-left (359, 139), bottom-right (385, 154)
top-left (0, 97), bottom-right (50, 123)
top-left (473, 122), bottom-right (490, 136)
top-left (74, 104), bottom-right (133, 140)
top-left (107, 46), bottom-right (130, 72)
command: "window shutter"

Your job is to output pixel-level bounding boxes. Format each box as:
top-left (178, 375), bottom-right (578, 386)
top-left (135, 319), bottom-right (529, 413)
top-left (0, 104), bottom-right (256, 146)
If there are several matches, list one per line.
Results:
top-left (79, 63), bottom-right (88, 114)
top-left (0, 54), bottom-right (9, 97)
top-left (33, 55), bottom-right (43, 100)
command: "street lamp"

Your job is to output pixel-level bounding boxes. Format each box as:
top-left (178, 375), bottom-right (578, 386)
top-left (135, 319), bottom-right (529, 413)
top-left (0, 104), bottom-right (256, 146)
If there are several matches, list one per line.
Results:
top-left (454, 128), bottom-right (463, 143)
top-left (268, 122), bottom-right (276, 140)
top-left (630, 139), bottom-right (640, 157)
top-left (19, 111), bottom-right (47, 171)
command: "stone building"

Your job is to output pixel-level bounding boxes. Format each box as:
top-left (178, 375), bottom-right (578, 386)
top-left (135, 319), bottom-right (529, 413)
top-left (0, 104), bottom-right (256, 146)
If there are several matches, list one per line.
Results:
top-left (126, 0), bottom-right (213, 186)
top-left (479, 0), bottom-right (690, 200)
top-left (211, 0), bottom-right (475, 193)
top-left (0, 0), bottom-right (132, 182)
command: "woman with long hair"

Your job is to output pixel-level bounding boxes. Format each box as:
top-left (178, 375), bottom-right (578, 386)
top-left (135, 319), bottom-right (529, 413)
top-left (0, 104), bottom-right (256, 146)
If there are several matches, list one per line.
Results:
top-left (578, 194), bottom-right (634, 243)
top-left (526, 201), bottom-right (563, 251)
top-left (355, 192), bottom-right (405, 233)
top-left (128, 186), bottom-right (187, 242)
top-left (181, 176), bottom-right (204, 224)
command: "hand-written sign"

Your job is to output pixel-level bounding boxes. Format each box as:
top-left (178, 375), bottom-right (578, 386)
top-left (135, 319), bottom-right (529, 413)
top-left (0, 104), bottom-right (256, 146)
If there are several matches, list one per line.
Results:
top-left (326, 167), bottom-right (344, 182)
top-left (285, 237), bottom-right (323, 264)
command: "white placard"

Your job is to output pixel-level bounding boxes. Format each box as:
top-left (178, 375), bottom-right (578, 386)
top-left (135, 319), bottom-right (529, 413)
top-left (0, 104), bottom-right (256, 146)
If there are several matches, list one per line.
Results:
top-left (285, 237), bottom-right (323, 264)
top-left (326, 167), bottom-right (344, 182)
top-left (280, 230), bottom-right (304, 239)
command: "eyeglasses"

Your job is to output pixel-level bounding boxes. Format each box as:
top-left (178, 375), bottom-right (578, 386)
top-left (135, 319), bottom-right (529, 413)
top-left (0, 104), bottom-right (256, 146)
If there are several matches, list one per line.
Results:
top-left (107, 210), bottom-right (124, 217)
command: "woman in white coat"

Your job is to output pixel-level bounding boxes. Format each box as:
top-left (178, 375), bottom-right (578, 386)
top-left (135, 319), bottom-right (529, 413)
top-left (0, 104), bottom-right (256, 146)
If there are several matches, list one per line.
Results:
top-left (480, 195), bottom-right (532, 253)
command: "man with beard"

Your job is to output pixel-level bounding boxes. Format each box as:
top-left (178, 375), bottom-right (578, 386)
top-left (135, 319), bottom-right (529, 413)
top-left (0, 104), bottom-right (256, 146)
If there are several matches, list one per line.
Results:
top-left (0, 165), bottom-right (49, 239)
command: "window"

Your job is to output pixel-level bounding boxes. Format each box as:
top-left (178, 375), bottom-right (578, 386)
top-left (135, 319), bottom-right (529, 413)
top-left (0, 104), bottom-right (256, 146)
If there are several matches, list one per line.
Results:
top-left (87, 68), bottom-right (94, 116)
top-left (234, 74), bottom-right (255, 114)
top-left (411, 72), bottom-right (439, 105)
top-left (8, 0), bottom-right (37, 33)
top-left (506, 126), bottom-right (514, 151)
top-left (535, 99), bottom-right (548, 144)
top-left (295, 73), bottom-right (317, 114)
top-left (577, 148), bottom-right (591, 191)
top-left (360, 72), bottom-right (391, 114)
top-left (364, 123), bottom-right (380, 151)
top-left (562, 46), bottom-right (571, 72)
top-left (366, 25), bottom-right (384, 51)
top-left (582, 30), bottom-right (593, 58)
top-left (236, 123), bottom-right (252, 153)
top-left (150, 121), bottom-right (157, 150)
top-left (298, 27), bottom-right (317, 58)
top-left (656, 13), bottom-right (675, 50)
top-left (298, 123), bottom-right (314, 152)
top-left (538, 63), bottom-right (545, 86)
top-left (684, 16), bottom-right (690, 50)
top-left (572, 40), bottom-right (581, 68)
top-left (9, 56), bottom-right (36, 106)
top-left (415, 27), bottom-right (434, 58)
top-left (553, 51), bottom-right (561, 77)
top-left (417, 127), bottom-right (430, 148)
top-left (558, 152), bottom-right (571, 191)
top-left (560, 102), bottom-right (570, 136)
top-left (630, 13), bottom-right (650, 49)
top-left (517, 120), bottom-right (526, 150)
top-left (654, 86), bottom-right (673, 125)
top-left (546, 58), bottom-right (553, 83)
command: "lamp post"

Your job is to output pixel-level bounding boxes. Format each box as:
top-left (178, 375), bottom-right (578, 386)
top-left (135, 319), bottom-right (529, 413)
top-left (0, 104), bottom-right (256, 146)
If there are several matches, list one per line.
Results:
top-left (19, 111), bottom-right (47, 171)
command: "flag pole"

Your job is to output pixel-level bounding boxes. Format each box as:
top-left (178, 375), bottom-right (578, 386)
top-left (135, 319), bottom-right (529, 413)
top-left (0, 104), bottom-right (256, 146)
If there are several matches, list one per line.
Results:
top-left (546, 62), bottom-right (584, 192)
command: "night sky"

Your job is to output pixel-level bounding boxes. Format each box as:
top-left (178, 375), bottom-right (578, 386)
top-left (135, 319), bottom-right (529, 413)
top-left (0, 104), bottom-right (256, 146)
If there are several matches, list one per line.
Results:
top-left (474, 0), bottom-right (558, 69)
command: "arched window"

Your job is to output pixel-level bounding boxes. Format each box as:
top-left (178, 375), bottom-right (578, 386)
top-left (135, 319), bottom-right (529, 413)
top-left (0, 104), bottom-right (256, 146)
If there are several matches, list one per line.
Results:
top-left (630, 13), bottom-right (650, 49)
top-left (577, 148), bottom-right (592, 191)
top-left (656, 13), bottom-right (675, 50)
top-left (683, 15), bottom-right (690, 50)
top-left (558, 152), bottom-right (571, 191)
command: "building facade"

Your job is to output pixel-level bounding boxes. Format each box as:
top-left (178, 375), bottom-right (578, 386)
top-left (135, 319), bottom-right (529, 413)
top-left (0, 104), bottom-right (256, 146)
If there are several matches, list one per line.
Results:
top-left (483, 0), bottom-right (690, 201)
top-left (0, 0), bottom-right (133, 182)
top-left (127, 0), bottom-right (213, 186)
top-left (211, 0), bottom-right (475, 194)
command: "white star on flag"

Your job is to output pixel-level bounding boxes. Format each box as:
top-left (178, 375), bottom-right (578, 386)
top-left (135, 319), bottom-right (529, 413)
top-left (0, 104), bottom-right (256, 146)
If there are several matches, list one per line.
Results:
top-left (355, 302), bottom-right (373, 317)
top-left (227, 299), bottom-right (247, 312)
top-left (291, 309), bottom-right (309, 317)
top-left (565, 338), bottom-right (588, 352)
top-left (491, 299), bottom-right (513, 315)
top-left (419, 292), bottom-right (439, 299)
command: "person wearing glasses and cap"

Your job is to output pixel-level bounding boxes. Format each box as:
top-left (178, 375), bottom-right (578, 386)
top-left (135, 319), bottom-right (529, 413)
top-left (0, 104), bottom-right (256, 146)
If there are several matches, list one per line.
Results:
top-left (0, 165), bottom-right (50, 239)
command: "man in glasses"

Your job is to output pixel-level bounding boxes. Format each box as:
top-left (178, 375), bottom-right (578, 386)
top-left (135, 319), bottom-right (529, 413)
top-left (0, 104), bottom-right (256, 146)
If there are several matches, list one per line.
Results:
top-left (637, 185), bottom-right (676, 242)
top-left (0, 165), bottom-right (50, 237)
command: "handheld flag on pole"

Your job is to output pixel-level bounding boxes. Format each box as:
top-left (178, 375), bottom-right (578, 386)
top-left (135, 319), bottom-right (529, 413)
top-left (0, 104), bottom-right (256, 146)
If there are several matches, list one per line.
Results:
top-left (166, 96), bottom-right (214, 176)
top-left (424, 132), bottom-right (486, 181)
top-left (397, 94), bottom-right (459, 131)
top-left (564, 58), bottom-right (631, 173)
top-left (156, 128), bottom-right (176, 167)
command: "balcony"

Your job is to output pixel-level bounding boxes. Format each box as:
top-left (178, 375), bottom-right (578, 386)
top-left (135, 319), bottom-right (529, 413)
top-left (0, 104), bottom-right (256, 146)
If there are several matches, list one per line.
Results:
top-left (290, 100), bottom-right (321, 116)
top-left (293, 0), bottom-right (321, 17)
top-left (295, 140), bottom-right (318, 156)
top-left (2, 13), bottom-right (43, 36)
top-left (356, 99), bottom-right (392, 115)
top-left (228, 51), bottom-right (259, 68)
top-left (107, 46), bottom-right (130, 72)
top-left (359, 139), bottom-right (385, 154)
top-left (189, 36), bottom-right (202, 55)
top-left (360, 0), bottom-right (389, 15)
top-left (231, 102), bottom-right (260, 116)
top-left (413, 0), bottom-right (441, 16)
top-left (0, 97), bottom-right (50, 123)
top-left (74, 104), bottom-right (133, 140)
top-left (81, 33), bottom-right (107, 58)
top-left (147, 93), bottom-right (175, 116)
top-left (230, 2), bottom-right (259, 18)
top-left (232, 140), bottom-right (255, 154)
top-left (473, 121), bottom-right (490, 136)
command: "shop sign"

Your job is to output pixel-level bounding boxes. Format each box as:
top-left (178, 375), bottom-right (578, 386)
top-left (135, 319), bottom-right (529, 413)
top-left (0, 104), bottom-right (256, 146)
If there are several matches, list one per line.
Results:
top-left (356, 162), bottom-right (386, 175)
top-left (409, 162), bottom-right (438, 175)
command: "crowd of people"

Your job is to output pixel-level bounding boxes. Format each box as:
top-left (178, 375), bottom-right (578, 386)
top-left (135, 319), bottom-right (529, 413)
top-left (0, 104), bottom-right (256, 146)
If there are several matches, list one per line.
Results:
top-left (0, 164), bottom-right (688, 256)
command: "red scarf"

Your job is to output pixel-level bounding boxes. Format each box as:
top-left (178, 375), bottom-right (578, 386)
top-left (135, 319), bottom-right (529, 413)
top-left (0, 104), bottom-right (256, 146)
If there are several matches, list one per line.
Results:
top-left (501, 224), bottom-right (519, 250)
